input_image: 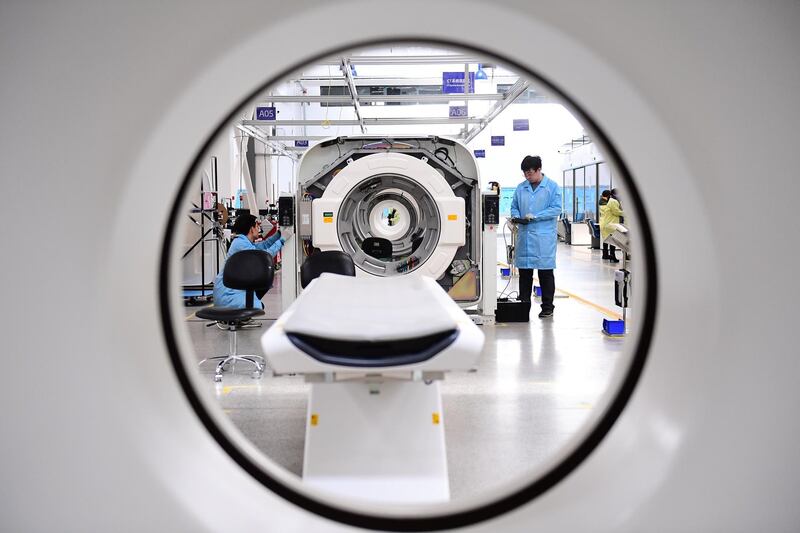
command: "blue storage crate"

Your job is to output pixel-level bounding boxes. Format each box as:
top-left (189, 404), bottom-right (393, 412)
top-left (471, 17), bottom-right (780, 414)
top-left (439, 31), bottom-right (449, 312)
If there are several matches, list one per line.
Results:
top-left (603, 319), bottom-right (625, 335)
top-left (500, 267), bottom-right (511, 278)
top-left (534, 285), bottom-right (542, 297)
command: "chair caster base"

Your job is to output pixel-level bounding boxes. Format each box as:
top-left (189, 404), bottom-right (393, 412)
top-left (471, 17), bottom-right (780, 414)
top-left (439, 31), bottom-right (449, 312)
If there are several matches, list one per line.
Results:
top-left (214, 374), bottom-right (223, 383)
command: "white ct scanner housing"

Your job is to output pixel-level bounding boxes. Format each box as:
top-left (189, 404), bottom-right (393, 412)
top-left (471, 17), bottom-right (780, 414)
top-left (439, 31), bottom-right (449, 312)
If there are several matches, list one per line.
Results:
top-left (3, 2), bottom-right (800, 532)
top-left (281, 136), bottom-right (497, 320)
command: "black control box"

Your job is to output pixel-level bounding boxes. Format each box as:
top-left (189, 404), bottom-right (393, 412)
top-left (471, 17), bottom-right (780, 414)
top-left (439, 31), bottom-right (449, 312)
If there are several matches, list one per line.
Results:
top-left (483, 194), bottom-right (500, 225)
top-left (495, 299), bottom-right (531, 322)
top-left (278, 196), bottom-right (294, 227)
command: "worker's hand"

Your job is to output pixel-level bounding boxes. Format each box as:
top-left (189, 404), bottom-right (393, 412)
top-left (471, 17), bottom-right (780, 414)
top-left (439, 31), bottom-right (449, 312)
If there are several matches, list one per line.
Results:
top-left (525, 213), bottom-right (535, 221)
top-left (281, 228), bottom-right (293, 242)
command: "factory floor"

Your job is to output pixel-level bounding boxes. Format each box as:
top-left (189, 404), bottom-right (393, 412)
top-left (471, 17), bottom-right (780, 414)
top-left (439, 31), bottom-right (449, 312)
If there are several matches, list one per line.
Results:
top-left (183, 240), bottom-right (631, 502)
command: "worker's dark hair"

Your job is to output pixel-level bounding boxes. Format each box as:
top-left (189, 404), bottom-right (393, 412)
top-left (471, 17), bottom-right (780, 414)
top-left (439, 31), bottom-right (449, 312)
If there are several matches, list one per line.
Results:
top-left (601, 189), bottom-right (612, 198)
top-left (232, 213), bottom-right (257, 235)
top-left (520, 155), bottom-right (542, 172)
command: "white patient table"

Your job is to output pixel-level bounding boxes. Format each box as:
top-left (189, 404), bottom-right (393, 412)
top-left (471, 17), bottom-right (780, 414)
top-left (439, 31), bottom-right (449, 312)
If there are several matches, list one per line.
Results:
top-left (261, 273), bottom-right (484, 503)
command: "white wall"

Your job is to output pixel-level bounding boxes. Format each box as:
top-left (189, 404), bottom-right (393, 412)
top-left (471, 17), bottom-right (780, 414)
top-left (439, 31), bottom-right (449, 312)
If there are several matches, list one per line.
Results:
top-left (469, 104), bottom-right (583, 189)
top-left (562, 142), bottom-right (605, 170)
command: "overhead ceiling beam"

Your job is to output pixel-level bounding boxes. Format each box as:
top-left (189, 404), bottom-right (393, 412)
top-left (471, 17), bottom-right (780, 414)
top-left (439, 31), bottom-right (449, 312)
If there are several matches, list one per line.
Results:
top-left (340, 58), bottom-right (366, 134)
top-left (288, 76), bottom-right (520, 87)
top-left (317, 54), bottom-right (484, 65)
top-left (242, 117), bottom-right (484, 127)
top-left (256, 93), bottom-right (504, 104)
top-left (245, 135), bottom-right (330, 141)
top-left (255, 146), bottom-right (308, 153)
top-left (236, 124), bottom-right (299, 161)
top-left (463, 78), bottom-right (531, 144)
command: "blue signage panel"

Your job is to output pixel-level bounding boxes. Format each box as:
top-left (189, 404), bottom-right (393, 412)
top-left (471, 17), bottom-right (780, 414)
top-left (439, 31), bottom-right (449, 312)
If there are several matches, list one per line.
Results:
top-left (255, 106), bottom-right (276, 120)
top-left (294, 140), bottom-right (309, 147)
top-left (491, 135), bottom-right (505, 146)
top-left (442, 72), bottom-right (476, 94)
top-left (449, 105), bottom-right (468, 118)
top-left (474, 149), bottom-right (486, 158)
top-left (513, 119), bottom-right (529, 131)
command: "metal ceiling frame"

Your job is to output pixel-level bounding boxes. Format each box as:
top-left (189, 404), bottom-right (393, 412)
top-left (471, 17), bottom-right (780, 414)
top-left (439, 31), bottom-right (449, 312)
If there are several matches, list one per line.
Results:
top-left (340, 58), bottom-right (366, 134)
top-left (287, 76), bottom-right (520, 87)
top-left (238, 54), bottom-right (535, 149)
top-left (558, 134), bottom-right (592, 153)
top-left (241, 118), bottom-right (484, 127)
top-left (462, 78), bottom-right (531, 144)
top-left (254, 94), bottom-right (503, 104)
top-left (236, 124), bottom-right (299, 161)
top-left (316, 54), bottom-right (484, 65)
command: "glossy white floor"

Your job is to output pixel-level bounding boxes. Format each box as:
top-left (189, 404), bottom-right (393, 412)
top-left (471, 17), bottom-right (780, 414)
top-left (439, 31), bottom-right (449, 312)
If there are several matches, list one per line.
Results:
top-left (184, 238), bottom-right (631, 501)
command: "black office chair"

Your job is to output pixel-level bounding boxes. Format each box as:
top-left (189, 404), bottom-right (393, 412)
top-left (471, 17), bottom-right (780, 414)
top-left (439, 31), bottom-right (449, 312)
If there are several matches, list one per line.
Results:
top-left (196, 249), bottom-right (274, 382)
top-left (300, 250), bottom-right (356, 289)
top-left (361, 237), bottom-right (393, 260)
top-left (561, 216), bottom-right (572, 245)
top-left (587, 219), bottom-right (601, 249)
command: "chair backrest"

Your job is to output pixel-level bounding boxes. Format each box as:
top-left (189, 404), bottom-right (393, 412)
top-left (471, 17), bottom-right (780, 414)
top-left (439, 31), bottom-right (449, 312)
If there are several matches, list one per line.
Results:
top-left (561, 217), bottom-right (572, 244)
top-left (301, 250), bottom-right (356, 288)
top-left (361, 237), bottom-right (393, 260)
top-left (222, 250), bottom-right (274, 308)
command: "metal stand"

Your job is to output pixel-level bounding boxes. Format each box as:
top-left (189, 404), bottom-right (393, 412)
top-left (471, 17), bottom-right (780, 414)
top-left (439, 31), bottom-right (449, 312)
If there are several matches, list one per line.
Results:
top-left (603, 226), bottom-right (631, 336)
top-left (183, 157), bottom-right (223, 305)
top-left (198, 322), bottom-right (266, 382)
top-left (302, 378), bottom-right (449, 503)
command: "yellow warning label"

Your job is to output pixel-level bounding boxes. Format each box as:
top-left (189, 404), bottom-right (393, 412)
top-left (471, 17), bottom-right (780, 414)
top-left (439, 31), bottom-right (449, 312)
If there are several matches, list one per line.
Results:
top-left (432, 412), bottom-right (440, 425)
top-left (323, 217), bottom-right (333, 224)
top-left (447, 214), bottom-right (458, 221)
top-left (310, 414), bottom-right (319, 426)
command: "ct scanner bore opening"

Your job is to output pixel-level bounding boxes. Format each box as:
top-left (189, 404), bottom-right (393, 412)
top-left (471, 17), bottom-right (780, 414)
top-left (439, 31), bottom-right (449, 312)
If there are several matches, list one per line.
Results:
top-left (161, 40), bottom-right (658, 531)
top-left (339, 174), bottom-right (440, 275)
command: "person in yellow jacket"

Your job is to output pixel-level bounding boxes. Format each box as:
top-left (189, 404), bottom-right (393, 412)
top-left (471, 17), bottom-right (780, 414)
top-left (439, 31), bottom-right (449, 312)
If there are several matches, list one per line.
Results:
top-left (599, 190), bottom-right (624, 263)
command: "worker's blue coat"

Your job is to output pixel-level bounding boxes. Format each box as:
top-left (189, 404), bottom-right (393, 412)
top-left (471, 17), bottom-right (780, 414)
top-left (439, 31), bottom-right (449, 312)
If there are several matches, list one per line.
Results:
top-left (510, 176), bottom-right (563, 270)
top-left (213, 233), bottom-right (283, 309)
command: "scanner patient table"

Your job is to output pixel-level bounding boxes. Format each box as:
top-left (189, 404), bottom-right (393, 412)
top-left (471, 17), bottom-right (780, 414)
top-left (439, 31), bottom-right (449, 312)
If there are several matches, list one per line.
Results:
top-left (261, 273), bottom-right (484, 503)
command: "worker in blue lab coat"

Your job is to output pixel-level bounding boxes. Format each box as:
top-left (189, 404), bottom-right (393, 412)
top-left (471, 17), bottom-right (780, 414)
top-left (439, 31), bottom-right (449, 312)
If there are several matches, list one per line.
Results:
top-left (510, 155), bottom-right (562, 318)
top-left (213, 212), bottom-right (286, 309)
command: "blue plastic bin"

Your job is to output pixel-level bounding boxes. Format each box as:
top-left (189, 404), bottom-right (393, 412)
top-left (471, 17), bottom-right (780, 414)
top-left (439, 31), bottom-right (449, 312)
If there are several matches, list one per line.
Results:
top-left (534, 285), bottom-right (542, 297)
top-left (603, 319), bottom-right (626, 335)
top-left (500, 267), bottom-right (511, 277)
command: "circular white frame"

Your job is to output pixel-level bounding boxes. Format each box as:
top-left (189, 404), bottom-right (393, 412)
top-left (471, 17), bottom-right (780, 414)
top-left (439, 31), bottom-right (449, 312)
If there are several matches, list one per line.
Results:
top-left (102, 0), bottom-right (717, 529)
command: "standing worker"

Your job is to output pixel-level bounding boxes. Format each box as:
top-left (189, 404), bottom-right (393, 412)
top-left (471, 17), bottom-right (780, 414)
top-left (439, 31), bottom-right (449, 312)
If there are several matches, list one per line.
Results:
top-left (510, 155), bottom-right (563, 318)
top-left (213, 213), bottom-right (288, 308)
top-left (599, 189), bottom-right (624, 263)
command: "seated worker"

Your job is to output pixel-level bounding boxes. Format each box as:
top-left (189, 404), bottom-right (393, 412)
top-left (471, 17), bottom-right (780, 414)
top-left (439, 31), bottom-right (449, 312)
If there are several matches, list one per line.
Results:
top-left (213, 213), bottom-right (287, 308)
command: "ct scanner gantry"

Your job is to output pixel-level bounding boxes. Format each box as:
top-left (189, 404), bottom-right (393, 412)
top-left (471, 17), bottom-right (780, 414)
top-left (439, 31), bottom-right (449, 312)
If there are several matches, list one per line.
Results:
top-left (279, 136), bottom-right (499, 321)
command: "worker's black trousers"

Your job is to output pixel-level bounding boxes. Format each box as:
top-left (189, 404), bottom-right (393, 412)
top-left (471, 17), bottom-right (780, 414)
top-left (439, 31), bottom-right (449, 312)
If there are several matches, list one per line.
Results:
top-left (519, 268), bottom-right (555, 311)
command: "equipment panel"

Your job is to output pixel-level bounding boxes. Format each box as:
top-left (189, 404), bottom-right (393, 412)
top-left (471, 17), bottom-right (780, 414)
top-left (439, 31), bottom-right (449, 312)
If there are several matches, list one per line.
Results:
top-left (278, 196), bottom-right (294, 227)
top-left (483, 194), bottom-right (499, 225)
top-left (298, 198), bottom-right (313, 237)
